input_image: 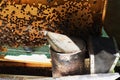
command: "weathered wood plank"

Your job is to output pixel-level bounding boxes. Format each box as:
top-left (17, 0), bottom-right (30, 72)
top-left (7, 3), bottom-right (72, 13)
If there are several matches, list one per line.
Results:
top-left (0, 73), bottom-right (119, 80)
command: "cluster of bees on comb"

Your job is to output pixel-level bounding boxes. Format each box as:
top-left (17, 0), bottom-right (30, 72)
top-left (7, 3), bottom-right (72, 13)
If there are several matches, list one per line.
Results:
top-left (0, 0), bottom-right (104, 52)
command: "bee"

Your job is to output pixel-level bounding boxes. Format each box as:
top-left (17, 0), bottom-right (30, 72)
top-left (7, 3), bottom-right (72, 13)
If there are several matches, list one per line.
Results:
top-left (0, 0), bottom-right (104, 52)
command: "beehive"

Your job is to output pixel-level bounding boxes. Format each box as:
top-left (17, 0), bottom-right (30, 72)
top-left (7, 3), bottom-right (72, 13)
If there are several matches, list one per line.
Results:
top-left (0, 0), bottom-right (105, 51)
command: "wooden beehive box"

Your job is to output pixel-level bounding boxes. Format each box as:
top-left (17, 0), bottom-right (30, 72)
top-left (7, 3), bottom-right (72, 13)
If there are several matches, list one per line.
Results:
top-left (0, 0), bottom-right (106, 76)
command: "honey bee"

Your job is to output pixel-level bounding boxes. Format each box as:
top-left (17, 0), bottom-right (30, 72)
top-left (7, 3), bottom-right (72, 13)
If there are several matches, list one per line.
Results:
top-left (0, 0), bottom-right (104, 52)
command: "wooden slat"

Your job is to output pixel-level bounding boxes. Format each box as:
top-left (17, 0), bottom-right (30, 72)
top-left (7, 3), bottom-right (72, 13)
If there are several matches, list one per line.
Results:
top-left (0, 57), bottom-right (52, 68)
top-left (0, 74), bottom-right (52, 80)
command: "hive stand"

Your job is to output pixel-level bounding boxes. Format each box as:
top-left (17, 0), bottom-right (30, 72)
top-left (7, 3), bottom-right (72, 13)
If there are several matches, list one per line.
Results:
top-left (88, 36), bottom-right (120, 74)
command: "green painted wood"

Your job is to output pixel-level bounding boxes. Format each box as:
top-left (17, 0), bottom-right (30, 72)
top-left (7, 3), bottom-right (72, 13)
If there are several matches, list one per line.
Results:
top-left (0, 45), bottom-right (50, 58)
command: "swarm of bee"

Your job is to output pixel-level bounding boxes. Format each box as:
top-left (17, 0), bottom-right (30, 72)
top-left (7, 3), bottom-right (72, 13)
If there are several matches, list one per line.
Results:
top-left (0, 0), bottom-right (104, 52)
